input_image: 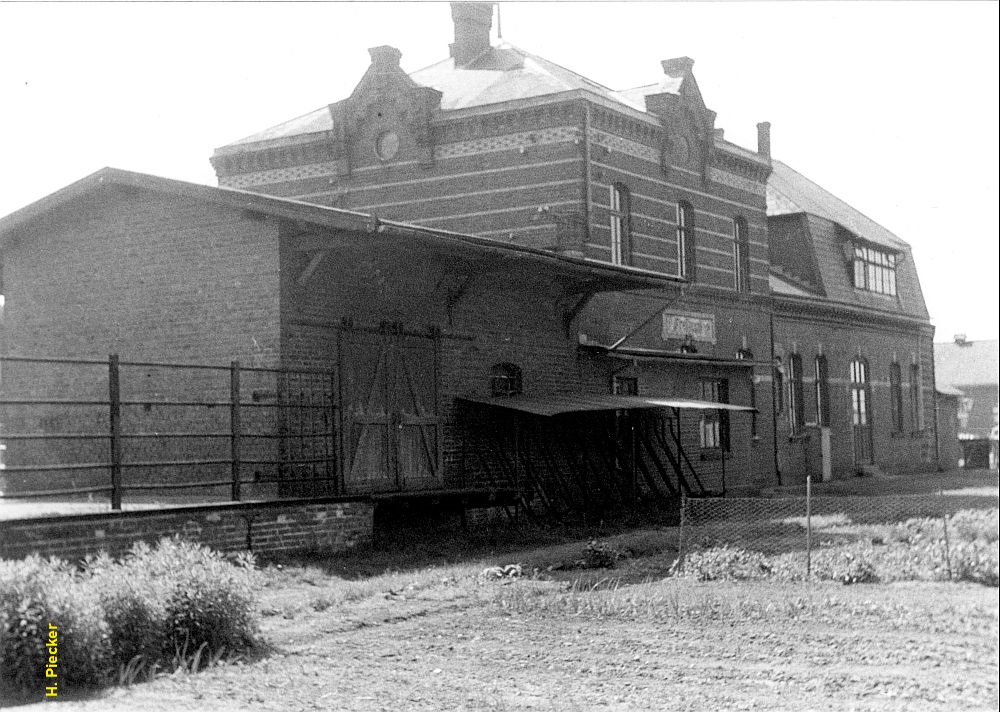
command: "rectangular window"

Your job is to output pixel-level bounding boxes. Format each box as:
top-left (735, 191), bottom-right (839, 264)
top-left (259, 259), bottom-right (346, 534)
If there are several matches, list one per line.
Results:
top-left (677, 202), bottom-right (696, 280)
top-left (909, 364), bottom-right (924, 430)
top-left (700, 379), bottom-right (730, 451)
top-left (612, 375), bottom-right (638, 396)
top-left (788, 354), bottom-right (805, 435)
top-left (609, 184), bottom-right (631, 266)
top-left (853, 245), bottom-right (897, 296)
top-left (733, 217), bottom-right (750, 293)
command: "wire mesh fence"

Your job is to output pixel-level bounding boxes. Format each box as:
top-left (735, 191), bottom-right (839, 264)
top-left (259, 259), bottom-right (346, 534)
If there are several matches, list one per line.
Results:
top-left (678, 479), bottom-right (999, 581)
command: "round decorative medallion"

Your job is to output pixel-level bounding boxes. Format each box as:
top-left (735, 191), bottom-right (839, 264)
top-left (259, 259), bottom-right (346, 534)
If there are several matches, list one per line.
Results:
top-left (375, 131), bottom-right (400, 161)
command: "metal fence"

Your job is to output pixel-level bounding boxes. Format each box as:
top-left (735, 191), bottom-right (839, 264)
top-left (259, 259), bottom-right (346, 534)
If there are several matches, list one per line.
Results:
top-left (0, 355), bottom-right (338, 516)
top-left (678, 476), bottom-right (998, 578)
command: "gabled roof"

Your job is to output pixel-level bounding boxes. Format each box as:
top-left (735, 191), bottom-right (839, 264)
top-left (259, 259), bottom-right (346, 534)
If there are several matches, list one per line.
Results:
top-left (767, 160), bottom-right (907, 251)
top-left (0, 167), bottom-right (680, 296)
top-left (935, 339), bottom-right (999, 388)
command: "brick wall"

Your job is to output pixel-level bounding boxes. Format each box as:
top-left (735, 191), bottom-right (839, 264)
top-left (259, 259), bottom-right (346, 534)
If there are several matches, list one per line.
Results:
top-left (772, 304), bottom-right (937, 482)
top-left (0, 188), bottom-right (285, 496)
top-left (0, 498), bottom-right (373, 562)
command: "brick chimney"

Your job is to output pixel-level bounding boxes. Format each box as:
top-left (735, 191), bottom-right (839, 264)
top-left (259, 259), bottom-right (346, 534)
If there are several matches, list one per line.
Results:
top-left (954, 333), bottom-right (970, 346)
top-left (368, 45), bottom-right (402, 72)
top-left (450, 2), bottom-right (493, 67)
top-left (662, 57), bottom-right (695, 78)
top-left (756, 121), bottom-right (771, 159)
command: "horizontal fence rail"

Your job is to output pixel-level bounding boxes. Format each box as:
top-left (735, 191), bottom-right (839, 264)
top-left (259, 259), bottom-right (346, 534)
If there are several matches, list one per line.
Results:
top-left (0, 354), bottom-right (339, 516)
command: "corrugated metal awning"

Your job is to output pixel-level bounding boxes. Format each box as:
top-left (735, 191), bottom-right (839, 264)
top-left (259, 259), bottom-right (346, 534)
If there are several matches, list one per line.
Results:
top-left (457, 394), bottom-right (757, 417)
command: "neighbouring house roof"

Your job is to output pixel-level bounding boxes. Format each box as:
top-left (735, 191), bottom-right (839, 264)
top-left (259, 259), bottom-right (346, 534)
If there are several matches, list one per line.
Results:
top-left (767, 160), bottom-right (907, 251)
top-left (935, 339), bottom-right (999, 388)
top-left (0, 167), bottom-right (680, 296)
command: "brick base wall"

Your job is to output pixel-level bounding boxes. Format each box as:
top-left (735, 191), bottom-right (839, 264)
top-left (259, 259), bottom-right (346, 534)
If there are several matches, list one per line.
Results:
top-left (0, 498), bottom-right (374, 562)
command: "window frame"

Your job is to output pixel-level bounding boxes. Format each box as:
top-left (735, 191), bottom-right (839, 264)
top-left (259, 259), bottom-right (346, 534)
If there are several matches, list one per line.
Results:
top-left (733, 216), bottom-right (750, 293)
top-left (889, 362), bottom-right (904, 434)
top-left (490, 363), bottom-right (523, 397)
top-left (609, 183), bottom-right (631, 266)
top-left (788, 353), bottom-right (805, 435)
top-left (814, 355), bottom-right (830, 427)
top-left (909, 364), bottom-right (924, 431)
top-left (677, 201), bottom-right (696, 280)
top-left (699, 378), bottom-right (730, 452)
top-left (853, 244), bottom-right (897, 296)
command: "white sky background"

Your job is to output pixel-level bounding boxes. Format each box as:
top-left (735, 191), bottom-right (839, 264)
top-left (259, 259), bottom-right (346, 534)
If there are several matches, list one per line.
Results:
top-left (1, 1), bottom-right (997, 343)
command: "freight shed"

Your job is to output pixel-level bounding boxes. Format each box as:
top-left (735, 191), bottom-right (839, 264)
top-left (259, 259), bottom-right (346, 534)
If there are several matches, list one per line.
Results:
top-left (0, 168), bottom-right (757, 518)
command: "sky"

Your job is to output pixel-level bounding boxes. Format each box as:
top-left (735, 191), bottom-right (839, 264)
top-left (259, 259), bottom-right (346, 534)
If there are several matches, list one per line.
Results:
top-left (1, 1), bottom-right (997, 343)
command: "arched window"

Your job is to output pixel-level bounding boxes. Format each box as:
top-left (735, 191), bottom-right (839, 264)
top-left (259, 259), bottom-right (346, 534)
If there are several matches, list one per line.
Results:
top-left (889, 362), bottom-right (904, 433)
top-left (814, 355), bottom-right (830, 427)
top-left (788, 353), bottom-right (805, 434)
top-left (773, 357), bottom-right (784, 415)
top-left (733, 217), bottom-right (750, 292)
top-left (490, 363), bottom-right (522, 397)
top-left (850, 358), bottom-right (870, 427)
top-left (909, 364), bottom-right (923, 430)
top-left (609, 183), bottom-right (631, 266)
top-left (677, 201), bottom-right (696, 280)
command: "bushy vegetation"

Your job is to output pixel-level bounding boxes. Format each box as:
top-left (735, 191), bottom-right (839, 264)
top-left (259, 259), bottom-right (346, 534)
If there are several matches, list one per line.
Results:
top-left (675, 509), bottom-right (998, 586)
top-left (0, 537), bottom-right (263, 700)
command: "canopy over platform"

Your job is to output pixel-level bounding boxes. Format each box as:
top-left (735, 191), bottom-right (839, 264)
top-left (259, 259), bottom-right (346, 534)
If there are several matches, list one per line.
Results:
top-left (457, 394), bottom-right (757, 418)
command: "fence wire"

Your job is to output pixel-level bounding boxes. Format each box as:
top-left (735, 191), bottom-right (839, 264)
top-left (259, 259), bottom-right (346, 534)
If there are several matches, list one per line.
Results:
top-left (678, 485), bottom-right (998, 580)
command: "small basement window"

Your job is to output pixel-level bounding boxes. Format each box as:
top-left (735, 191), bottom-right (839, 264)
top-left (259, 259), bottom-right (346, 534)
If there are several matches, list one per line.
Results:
top-left (490, 363), bottom-right (523, 397)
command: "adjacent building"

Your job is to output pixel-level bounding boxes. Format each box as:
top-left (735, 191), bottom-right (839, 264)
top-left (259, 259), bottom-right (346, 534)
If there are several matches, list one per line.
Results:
top-left (935, 336), bottom-right (999, 468)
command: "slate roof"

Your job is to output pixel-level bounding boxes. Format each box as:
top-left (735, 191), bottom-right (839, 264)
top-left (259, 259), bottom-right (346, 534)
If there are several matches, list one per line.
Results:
top-left (222, 43), bottom-right (677, 150)
top-left (767, 160), bottom-right (907, 250)
top-left (935, 340), bottom-right (999, 388)
top-left (766, 159), bottom-right (928, 320)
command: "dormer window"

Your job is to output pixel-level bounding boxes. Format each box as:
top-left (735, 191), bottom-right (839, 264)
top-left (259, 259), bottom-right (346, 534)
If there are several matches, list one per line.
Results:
top-left (853, 245), bottom-right (897, 296)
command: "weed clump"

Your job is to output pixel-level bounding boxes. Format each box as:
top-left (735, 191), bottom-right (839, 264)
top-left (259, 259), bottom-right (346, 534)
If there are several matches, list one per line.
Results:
top-left (0, 537), bottom-right (264, 700)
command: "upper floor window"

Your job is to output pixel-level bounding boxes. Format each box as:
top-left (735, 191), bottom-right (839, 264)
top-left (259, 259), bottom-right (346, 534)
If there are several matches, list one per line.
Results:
top-left (889, 362), bottom-right (904, 433)
top-left (788, 353), bottom-right (805, 435)
top-left (609, 183), bottom-right (631, 266)
top-left (677, 201), bottom-right (696, 280)
top-left (733, 217), bottom-right (750, 292)
top-left (490, 363), bottom-right (522, 397)
top-left (853, 245), bottom-right (897, 296)
top-left (814, 355), bottom-right (830, 427)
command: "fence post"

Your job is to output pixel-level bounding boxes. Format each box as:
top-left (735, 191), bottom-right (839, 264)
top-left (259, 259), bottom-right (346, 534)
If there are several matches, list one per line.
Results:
top-left (230, 361), bottom-right (242, 502)
top-left (805, 474), bottom-right (812, 580)
top-left (677, 494), bottom-right (687, 571)
top-left (108, 354), bottom-right (122, 511)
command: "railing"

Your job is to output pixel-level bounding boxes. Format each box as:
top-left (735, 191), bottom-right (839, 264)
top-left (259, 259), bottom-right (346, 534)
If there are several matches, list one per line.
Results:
top-left (0, 355), bottom-right (338, 515)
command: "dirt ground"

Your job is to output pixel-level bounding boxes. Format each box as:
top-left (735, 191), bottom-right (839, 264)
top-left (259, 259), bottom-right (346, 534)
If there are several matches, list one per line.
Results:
top-left (12, 538), bottom-right (999, 711)
top-left (6, 469), bottom-right (998, 711)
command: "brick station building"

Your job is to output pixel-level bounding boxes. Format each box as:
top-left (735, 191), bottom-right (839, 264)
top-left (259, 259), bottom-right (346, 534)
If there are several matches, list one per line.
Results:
top-left (0, 3), bottom-right (937, 518)
top-left (208, 2), bottom-right (937, 485)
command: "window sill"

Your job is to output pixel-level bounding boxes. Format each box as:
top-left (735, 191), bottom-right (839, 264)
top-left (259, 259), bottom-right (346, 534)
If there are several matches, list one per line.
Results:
top-left (788, 433), bottom-right (810, 443)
